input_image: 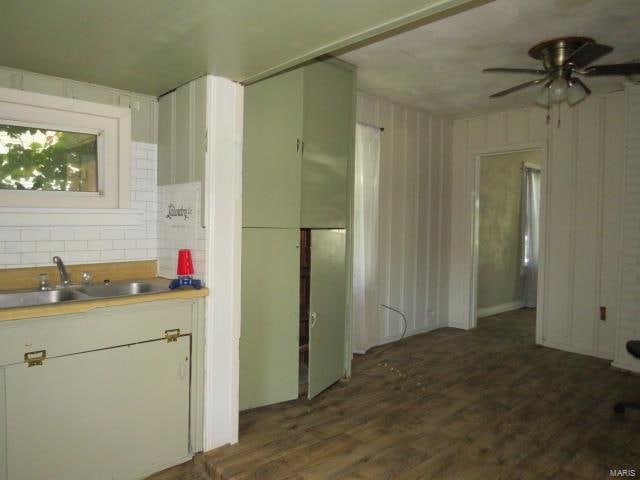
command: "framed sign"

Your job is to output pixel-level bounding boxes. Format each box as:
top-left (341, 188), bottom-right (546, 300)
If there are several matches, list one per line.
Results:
top-left (160, 182), bottom-right (199, 240)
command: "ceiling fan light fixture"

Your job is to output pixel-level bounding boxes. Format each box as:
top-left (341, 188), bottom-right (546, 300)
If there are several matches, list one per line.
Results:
top-left (566, 79), bottom-right (589, 106)
top-left (549, 77), bottom-right (568, 103)
top-left (535, 86), bottom-right (551, 107)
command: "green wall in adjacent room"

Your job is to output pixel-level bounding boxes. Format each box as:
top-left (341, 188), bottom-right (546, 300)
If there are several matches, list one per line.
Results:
top-left (478, 150), bottom-right (541, 310)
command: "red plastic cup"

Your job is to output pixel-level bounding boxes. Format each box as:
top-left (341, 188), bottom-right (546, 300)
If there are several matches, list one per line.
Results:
top-left (177, 249), bottom-right (194, 276)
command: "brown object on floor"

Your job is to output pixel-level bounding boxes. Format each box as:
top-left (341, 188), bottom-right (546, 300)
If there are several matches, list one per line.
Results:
top-left (148, 309), bottom-right (640, 480)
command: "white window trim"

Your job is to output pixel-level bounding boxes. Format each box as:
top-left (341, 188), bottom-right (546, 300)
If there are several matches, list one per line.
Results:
top-left (0, 86), bottom-right (131, 210)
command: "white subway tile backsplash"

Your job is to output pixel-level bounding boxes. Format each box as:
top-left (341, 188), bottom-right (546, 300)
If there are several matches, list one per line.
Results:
top-left (64, 251), bottom-right (101, 263)
top-left (113, 239), bottom-right (136, 250)
top-left (100, 229), bottom-right (126, 240)
top-left (50, 230), bottom-right (75, 241)
top-left (125, 249), bottom-right (149, 260)
top-left (65, 240), bottom-right (88, 251)
top-left (0, 230), bottom-right (20, 241)
top-left (0, 253), bottom-right (21, 265)
top-left (5, 242), bottom-right (36, 253)
top-left (21, 252), bottom-right (52, 264)
top-left (6, 142), bottom-right (158, 269)
top-left (36, 241), bottom-right (65, 252)
top-left (87, 240), bottom-right (113, 251)
top-left (100, 250), bottom-right (125, 261)
top-left (73, 228), bottom-right (101, 240)
top-left (124, 229), bottom-right (145, 240)
top-left (20, 229), bottom-right (50, 241)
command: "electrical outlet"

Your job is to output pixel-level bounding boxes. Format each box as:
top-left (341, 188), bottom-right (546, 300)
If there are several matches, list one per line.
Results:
top-left (600, 306), bottom-right (606, 321)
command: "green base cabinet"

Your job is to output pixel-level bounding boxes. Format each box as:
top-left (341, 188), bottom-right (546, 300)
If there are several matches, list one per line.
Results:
top-left (0, 298), bottom-right (205, 480)
top-left (240, 228), bottom-right (300, 410)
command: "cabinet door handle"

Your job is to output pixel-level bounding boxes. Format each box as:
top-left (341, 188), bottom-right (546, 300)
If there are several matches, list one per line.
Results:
top-left (297, 139), bottom-right (301, 152)
top-left (25, 350), bottom-right (46, 367)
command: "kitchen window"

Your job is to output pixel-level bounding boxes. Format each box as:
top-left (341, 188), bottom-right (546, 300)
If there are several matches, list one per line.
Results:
top-left (0, 123), bottom-right (100, 192)
top-left (0, 87), bottom-right (130, 209)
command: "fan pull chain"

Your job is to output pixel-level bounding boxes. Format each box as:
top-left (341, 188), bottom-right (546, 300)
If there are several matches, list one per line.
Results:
top-left (557, 104), bottom-right (561, 128)
top-left (546, 103), bottom-right (551, 125)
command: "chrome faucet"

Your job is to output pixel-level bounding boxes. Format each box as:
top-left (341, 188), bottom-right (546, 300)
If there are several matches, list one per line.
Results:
top-left (52, 256), bottom-right (70, 286)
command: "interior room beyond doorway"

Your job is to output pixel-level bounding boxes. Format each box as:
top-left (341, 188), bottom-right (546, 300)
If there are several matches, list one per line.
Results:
top-left (476, 149), bottom-right (542, 326)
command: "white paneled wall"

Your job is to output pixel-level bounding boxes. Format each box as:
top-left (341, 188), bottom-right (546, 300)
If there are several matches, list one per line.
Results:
top-left (450, 93), bottom-right (625, 360)
top-left (614, 85), bottom-right (640, 373)
top-left (0, 142), bottom-right (159, 268)
top-left (356, 92), bottom-right (452, 348)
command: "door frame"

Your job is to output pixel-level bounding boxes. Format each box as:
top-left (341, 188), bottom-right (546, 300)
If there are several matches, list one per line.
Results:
top-left (468, 141), bottom-right (548, 344)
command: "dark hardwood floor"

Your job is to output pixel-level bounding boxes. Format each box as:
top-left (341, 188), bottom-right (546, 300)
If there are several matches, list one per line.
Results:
top-left (149, 309), bottom-right (640, 479)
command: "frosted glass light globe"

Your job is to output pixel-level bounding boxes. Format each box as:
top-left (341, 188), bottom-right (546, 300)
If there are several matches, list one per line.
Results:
top-left (549, 77), bottom-right (568, 103)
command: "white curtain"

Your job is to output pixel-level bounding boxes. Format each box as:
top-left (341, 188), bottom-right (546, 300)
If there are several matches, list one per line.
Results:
top-left (352, 124), bottom-right (381, 353)
top-left (521, 166), bottom-right (540, 308)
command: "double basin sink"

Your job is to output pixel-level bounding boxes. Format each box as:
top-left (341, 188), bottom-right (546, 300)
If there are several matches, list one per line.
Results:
top-left (0, 281), bottom-right (168, 309)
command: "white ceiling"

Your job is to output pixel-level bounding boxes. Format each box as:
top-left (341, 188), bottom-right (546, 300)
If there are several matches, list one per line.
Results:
top-left (339, 0), bottom-right (640, 117)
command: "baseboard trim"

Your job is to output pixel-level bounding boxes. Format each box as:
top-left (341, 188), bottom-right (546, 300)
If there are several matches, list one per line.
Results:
top-left (611, 361), bottom-right (640, 374)
top-left (366, 323), bottom-right (447, 352)
top-left (540, 339), bottom-right (613, 361)
top-left (477, 300), bottom-right (524, 318)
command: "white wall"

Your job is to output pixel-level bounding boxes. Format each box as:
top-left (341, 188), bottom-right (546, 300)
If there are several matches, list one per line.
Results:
top-left (0, 142), bottom-right (158, 268)
top-left (449, 92), bottom-right (625, 360)
top-left (356, 92), bottom-right (452, 349)
top-left (614, 85), bottom-right (640, 373)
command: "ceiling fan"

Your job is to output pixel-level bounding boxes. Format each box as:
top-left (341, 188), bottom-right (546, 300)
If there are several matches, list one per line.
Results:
top-left (483, 37), bottom-right (640, 107)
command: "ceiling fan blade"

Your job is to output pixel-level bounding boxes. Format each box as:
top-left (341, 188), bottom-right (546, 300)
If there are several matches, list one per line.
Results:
top-left (573, 77), bottom-right (591, 95)
top-left (483, 67), bottom-right (547, 74)
top-left (566, 42), bottom-right (613, 68)
top-left (584, 63), bottom-right (640, 76)
top-left (489, 77), bottom-right (547, 98)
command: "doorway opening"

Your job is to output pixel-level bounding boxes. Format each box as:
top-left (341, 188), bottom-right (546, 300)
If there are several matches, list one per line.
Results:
top-left (299, 228), bottom-right (311, 396)
top-left (471, 148), bottom-right (544, 342)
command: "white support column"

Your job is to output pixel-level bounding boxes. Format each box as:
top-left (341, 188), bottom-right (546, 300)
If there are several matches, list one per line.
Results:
top-left (203, 75), bottom-right (243, 449)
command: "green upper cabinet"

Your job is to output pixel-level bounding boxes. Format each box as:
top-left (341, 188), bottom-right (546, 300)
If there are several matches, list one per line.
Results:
top-left (301, 61), bottom-right (355, 229)
top-left (242, 69), bottom-right (304, 228)
top-left (242, 60), bottom-right (355, 229)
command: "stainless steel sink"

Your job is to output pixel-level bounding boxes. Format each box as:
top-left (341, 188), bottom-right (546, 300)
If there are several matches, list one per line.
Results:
top-left (0, 281), bottom-right (169, 309)
top-left (78, 281), bottom-right (167, 298)
top-left (0, 289), bottom-right (90, 309)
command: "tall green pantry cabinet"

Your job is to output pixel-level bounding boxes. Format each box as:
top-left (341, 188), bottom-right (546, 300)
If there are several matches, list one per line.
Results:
top-left (240, 60), bottom-right (355, 410)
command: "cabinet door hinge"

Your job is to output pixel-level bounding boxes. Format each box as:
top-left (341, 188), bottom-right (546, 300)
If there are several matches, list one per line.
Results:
top-left (25, 350), bottom-right (46, 367)
top-left (165, 329), bottom-right (181, 342)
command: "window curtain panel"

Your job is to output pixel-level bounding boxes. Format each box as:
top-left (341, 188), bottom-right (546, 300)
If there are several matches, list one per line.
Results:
top-left (352, 124), bottom-right (381, 353)
top-left (521, 166), bottom-right (540, 308)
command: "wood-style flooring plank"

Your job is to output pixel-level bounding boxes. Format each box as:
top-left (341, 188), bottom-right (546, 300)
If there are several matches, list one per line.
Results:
top-left (148, 309), bottom-right (640, 480)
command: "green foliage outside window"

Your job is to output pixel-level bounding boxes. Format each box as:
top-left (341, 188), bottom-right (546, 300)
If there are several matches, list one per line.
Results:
top-left (0, 124), bottom-right (98, 192)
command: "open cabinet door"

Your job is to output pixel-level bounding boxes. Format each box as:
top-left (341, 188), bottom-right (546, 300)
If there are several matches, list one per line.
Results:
top-left (308, 229), bottom-right (347, 399)
top-left (240, 228), bottom-right (299, 410)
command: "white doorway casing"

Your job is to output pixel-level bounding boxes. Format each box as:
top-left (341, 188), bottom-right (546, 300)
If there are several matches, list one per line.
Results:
top-left (468, 143), bottom-right (547, 345)
top-left (203, 76), bottom-right (243, 450)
